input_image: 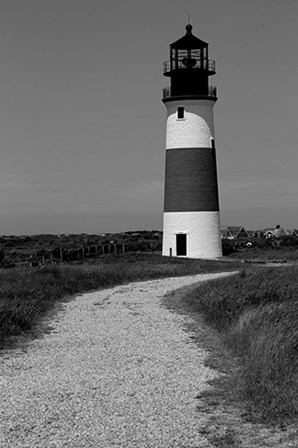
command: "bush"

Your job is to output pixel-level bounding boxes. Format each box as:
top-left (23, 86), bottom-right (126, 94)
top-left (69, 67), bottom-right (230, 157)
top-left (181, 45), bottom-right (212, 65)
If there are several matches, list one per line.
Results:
top-left (221, 239), bottom-right (236, 255)
top-left (0, 257), bottom-right (16, 268)
top-left (279, 235), bottom-right (298, 247)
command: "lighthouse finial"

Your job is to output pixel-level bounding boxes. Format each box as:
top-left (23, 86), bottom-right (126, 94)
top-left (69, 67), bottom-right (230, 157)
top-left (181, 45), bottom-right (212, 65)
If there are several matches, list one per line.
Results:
top-left (185, 23), bottom-right (193, 34)
top-left (186, 14), bottom-right (192, 34)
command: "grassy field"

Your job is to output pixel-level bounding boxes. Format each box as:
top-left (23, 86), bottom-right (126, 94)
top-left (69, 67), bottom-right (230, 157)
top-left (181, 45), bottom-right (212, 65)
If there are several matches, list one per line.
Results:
top-left (229, 247), bottom-right (298, 261)
top-left (0, 253), bottom-right (243, 350)
top-left (182, 265), bottom-right (298, 424)
top-left (223, 237), bottom-right (298, 262)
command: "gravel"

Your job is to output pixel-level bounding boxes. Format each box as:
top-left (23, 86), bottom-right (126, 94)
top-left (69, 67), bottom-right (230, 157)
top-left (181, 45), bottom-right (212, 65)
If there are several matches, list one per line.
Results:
top-left (0, 272), bottom-right (234, 448)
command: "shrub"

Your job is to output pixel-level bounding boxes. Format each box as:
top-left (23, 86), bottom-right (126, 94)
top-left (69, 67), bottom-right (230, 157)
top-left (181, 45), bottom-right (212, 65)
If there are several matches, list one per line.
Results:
top-left (0, 257), bottom-right (16, 268)
top-left (221, 239), bottom-right (236, 255)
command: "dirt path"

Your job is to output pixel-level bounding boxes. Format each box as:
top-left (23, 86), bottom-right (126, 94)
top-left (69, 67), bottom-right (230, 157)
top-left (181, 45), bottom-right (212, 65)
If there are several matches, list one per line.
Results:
top-left (1, 271), bottom-right (297, 447)
top-left (1, 272), bottom-right (233, 448)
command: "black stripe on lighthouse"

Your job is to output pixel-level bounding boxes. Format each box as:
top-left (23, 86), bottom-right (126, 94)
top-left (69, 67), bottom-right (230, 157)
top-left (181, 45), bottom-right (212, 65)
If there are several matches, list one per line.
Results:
top-left (164, 147), bottom-right (219, 212)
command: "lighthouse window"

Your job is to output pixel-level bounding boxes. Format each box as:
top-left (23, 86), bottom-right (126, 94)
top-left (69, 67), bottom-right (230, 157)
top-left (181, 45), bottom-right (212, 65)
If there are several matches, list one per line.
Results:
top-left (177, 107), bottom-right (184, 119)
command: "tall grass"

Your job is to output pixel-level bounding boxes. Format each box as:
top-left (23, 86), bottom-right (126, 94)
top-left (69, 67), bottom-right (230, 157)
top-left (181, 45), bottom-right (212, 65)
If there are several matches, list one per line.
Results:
top-left (184, 266), bottom-right (298, 423)
top-left (0, 253), bottom-right (242, 350)
top-left (229, 246), bottom-right (298, 261)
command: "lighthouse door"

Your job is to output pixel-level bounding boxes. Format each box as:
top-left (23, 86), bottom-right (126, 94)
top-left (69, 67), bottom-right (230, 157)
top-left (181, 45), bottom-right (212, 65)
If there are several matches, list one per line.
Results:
top-left (176, 234), bottom-right (187, 256)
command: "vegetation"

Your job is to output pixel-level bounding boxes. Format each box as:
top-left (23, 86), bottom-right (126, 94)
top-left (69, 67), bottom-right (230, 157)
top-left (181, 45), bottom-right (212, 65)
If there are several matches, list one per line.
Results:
top-left (183, 266), bottom-right (298, 423)
top-left (0, 230), bottom-right (163, 266)
top-left (0, 253), bottom-right (242, 350)
top-left (1, 231), bottom-right (298, 266)
top-left (222, 235), bottom-right (298, 261)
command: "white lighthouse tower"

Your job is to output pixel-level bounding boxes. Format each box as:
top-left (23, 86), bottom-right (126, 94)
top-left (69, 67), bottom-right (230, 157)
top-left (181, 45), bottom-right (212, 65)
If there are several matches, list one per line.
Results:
top-left (162, 24), bottom-right (222, 259)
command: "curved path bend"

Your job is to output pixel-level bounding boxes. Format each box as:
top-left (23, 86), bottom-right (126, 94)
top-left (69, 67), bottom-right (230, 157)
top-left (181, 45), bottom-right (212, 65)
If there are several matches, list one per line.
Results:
top-left (1, 272), bottom-right (234, 448)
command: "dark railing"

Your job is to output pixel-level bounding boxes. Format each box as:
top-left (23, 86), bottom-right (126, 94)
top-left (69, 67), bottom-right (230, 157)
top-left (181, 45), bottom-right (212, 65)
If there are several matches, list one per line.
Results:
top-left (162, 85), bottom-right (217, 99)
top-left (163, 59), bottom-right (215, 75)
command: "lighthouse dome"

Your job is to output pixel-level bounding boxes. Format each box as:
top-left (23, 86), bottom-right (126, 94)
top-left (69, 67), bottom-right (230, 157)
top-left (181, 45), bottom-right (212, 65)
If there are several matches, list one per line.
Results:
top-left (170, 24), bottom-right (208, 49)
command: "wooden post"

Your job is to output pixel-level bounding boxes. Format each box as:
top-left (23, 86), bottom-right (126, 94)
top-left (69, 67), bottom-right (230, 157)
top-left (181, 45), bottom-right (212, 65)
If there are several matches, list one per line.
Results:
top-left (122, 243), bottom-right (125, 254)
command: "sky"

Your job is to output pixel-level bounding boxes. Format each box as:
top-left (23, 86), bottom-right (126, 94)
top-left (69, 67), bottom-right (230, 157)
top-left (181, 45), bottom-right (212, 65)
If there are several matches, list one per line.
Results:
top-left (0, 0), bottom-right (297, 235)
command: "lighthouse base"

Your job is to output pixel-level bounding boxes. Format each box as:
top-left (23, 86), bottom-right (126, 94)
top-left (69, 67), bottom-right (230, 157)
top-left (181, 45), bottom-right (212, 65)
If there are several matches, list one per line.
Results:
top-left (162, 211), bottom-right (222, 259)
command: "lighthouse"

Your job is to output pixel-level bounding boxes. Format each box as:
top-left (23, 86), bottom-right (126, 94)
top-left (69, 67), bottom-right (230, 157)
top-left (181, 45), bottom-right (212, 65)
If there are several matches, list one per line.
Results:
top-left (162, 24), bottom-right (222, 259)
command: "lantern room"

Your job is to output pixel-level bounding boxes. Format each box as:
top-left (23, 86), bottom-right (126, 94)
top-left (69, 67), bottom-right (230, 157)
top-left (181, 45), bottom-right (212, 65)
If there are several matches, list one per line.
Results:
top-left (163, 24), bottom-right (217, 99)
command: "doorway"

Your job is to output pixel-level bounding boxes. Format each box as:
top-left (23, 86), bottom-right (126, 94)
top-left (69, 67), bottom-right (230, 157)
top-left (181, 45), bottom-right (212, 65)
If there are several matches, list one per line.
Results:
top-left (176, 234), bottom-right (187, 256)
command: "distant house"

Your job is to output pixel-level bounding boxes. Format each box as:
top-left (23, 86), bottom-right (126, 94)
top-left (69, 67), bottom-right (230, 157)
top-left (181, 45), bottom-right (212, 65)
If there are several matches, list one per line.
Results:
top-left (255, 230), bottom-right (264, 238)
top-left (290, 229), bottom-right (298, 237)
top-left (263, 225), bottom-right (290, 239)
top-left (246, 230), bottom-right (264, 238)
top-left (221, 225), bottom-right (296, 240)
top-left (220, 228), bottom-right (232, 239)
top-left (220, 226), bottom-right (249, 239)
top-left (263, 229), bottom-right (275, 239)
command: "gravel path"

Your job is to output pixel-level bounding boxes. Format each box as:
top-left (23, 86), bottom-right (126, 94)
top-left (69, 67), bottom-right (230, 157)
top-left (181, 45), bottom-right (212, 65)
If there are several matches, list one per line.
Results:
top-left (0, 272), bottom-right (234, 448)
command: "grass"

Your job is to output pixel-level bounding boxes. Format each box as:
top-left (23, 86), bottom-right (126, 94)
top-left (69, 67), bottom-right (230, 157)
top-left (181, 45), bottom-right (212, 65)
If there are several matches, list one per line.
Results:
top-left (0, 253), bottom-right (243, 350)
top-left (183, 265), bottom-right (298, 424)
top-left (228, 246), bottom-right (298, 261)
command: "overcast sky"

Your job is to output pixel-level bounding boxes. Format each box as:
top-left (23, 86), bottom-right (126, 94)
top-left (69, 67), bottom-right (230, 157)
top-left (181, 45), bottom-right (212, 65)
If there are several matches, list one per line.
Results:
top-left (0, 0), bottom-right (297, 234)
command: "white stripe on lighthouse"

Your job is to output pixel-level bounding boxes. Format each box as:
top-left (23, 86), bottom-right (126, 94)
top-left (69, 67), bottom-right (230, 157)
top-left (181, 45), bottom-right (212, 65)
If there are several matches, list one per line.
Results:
top-left (162, 211), bottom-right (222, 259)
top-left (165, 99), bottom-right (215, 149)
